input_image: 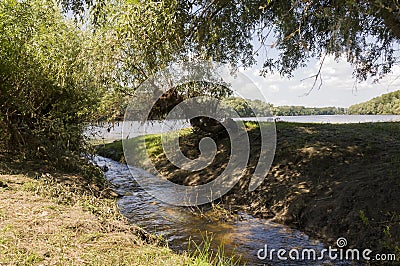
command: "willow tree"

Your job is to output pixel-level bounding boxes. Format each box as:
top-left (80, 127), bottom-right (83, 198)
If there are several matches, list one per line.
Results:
top-left (51, 0), bottom-right (400, 123)
top-left (91, 1), bottom-right (189, 121)
top-left (62, 0), bottom-right (400, 81)
top-left (0, 0), bottom-right (106, 166)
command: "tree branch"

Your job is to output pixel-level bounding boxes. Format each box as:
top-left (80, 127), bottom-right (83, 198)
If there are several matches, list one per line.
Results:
top-left (299, 53), bottom-right (326, 96)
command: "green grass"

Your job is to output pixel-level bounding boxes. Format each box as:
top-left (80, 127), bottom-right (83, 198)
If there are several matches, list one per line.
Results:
top-left (96, 127), bottom-right (195, 163)
top-left (188, 233), bottom-right (242, 266)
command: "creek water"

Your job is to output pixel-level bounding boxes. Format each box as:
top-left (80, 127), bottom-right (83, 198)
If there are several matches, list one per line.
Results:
top-left (93, 156), bottom-right (351, 265)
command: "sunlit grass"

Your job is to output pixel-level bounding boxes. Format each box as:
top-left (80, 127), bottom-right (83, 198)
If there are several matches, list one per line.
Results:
top-left (188, 233), bottom-right (242, 266)
top-left (0, 174), bottom-right (239, 266)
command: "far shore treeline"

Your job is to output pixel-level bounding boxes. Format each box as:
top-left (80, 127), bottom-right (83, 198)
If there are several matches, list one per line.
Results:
top-left (104, 90), bottom-right (400, 121)
top-left (100, 91), bottom-right (400, 121)
top-left (226, 91), bottom-right (400, 117)
top-left (222, 97), bottom-right (348, 117)
top-left (225, 91), bottom-right (400, 118)
top-left (348, 90), bottom-right (400, 115)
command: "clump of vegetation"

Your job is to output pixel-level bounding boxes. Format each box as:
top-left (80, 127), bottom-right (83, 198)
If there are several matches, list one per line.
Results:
top-left (0, 0), bottom-right (106, 171)
top-left (188, 233), bottom-right (241, 266)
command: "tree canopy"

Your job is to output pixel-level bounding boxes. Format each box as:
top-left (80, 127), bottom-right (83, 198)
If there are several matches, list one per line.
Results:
top-left (61, 0), bottom-right (400, 83)
top-left (55, 0), bottom-right (400, 122)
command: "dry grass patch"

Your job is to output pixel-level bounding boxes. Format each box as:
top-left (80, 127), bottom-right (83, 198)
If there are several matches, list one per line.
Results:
top-left (0, 174), bottom-right (191, 266)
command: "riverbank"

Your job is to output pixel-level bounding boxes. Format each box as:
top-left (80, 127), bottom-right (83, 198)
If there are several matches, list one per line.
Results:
top-left (0, 168), bottom-right (237, 265)
top-left (96, 122), bottom-right (400, 260)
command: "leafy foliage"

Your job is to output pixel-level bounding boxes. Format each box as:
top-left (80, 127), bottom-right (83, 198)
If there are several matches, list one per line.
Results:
top-left (0, 0), bottom-right (105, 167)
top-left (61, 0), bottom-right (400, 82)
top-left (59, 0), bottom-right (400, 121)
top-left (88, 1), bottom-right (190, 121)
top-left (349, 90), bottom-right (400, 114)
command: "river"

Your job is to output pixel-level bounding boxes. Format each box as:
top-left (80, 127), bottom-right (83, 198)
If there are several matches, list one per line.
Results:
top-left (87, 115), bottom-right (400, 143)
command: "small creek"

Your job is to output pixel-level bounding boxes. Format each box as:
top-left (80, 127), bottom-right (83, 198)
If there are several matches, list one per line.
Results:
top-left (94, 156), bottom-right (350, 265)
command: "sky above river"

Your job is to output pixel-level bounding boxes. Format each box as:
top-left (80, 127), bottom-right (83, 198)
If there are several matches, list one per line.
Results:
top-left (239, 55), bottom-right (400, 108)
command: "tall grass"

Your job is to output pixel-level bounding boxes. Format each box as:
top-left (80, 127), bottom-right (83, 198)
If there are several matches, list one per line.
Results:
top-left (187, 233), bottom-right (242, 266)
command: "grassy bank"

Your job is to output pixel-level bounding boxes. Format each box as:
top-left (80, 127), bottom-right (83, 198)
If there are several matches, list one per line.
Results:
top-left (0, 169), bottom-right (238, 265)
top-left (97, 122), bottom-right (400, 260)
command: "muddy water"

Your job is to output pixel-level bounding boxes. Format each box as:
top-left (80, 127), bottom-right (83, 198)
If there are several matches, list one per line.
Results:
top-left (94, 156), bottom-right (350, 265)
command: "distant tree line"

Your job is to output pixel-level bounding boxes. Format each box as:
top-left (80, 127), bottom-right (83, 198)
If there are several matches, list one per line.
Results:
top-left (348, 90), bottom-right (400, 115)
top-left (222, 97), bottom-right (348, 117)
top-left (272, 106), bottom-right (348, 116)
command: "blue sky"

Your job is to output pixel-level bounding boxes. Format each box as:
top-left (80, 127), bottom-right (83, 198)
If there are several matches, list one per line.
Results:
top-left (239, 55), bottom-right (400, 108)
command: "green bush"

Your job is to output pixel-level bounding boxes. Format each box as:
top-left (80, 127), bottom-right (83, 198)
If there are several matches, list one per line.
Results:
top-left (0, 0), bottom-right (105, 168)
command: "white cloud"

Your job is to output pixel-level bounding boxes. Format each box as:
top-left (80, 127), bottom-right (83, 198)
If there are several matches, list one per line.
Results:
top-left (235, 55), bottom-right (400, 107)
